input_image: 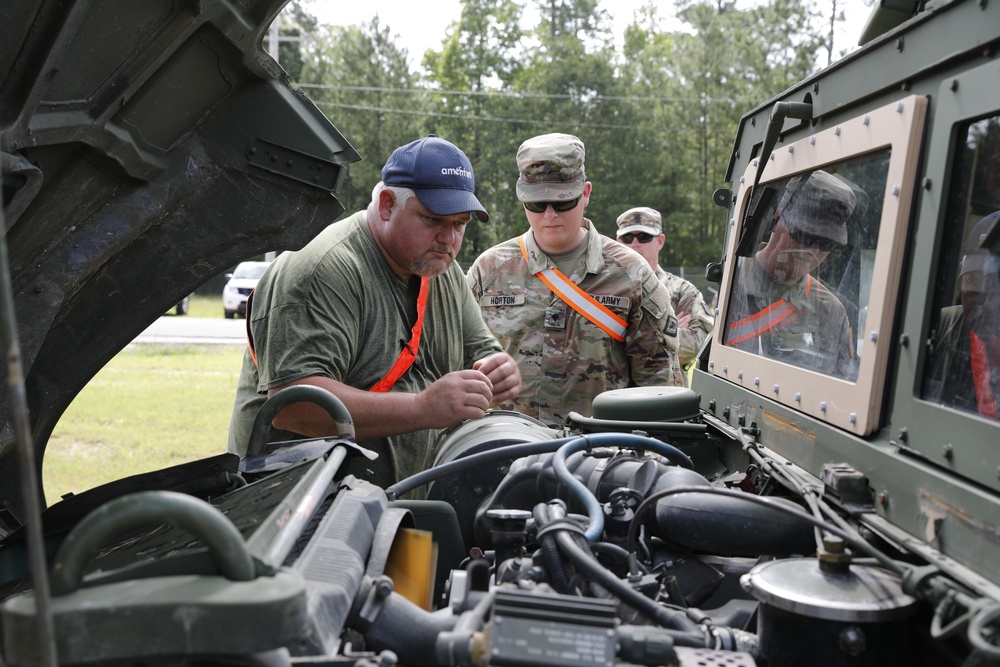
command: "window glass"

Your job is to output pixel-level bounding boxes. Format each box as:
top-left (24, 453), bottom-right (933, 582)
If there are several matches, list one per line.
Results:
top-left (922, 116), bottom-right (1000, 418)
top-left (234, 262), bottom-right (269, 280)
top-left (722, 151), bottom-right (890, 382)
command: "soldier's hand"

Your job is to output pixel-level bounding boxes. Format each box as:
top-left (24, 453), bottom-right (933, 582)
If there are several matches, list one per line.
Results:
top-left (473, 352), bottom-right (522, 405)
top-left (677, 312), bottom-right (692, 329)
top-left (418, 369), bottom-right (494, 425)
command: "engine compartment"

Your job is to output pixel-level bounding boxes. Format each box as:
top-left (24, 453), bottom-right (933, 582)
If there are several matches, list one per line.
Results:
top-left (2, 386), bottom-right (993, 667)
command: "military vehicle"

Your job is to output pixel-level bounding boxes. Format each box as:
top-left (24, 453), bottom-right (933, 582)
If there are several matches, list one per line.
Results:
top-left (1, 0), bottom-right (999, 665)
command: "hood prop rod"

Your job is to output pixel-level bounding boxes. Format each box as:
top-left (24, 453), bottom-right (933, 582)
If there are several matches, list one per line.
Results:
top-left (0, 175), bottom-right (58, 666)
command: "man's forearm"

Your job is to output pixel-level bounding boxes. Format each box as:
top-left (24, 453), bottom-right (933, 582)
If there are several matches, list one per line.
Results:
top-left (268, 376), bottom-right (426, 441)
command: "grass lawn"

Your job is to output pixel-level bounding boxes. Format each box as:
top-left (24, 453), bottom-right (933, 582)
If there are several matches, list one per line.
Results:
top-left (44, 342), bottom-right (245, 504)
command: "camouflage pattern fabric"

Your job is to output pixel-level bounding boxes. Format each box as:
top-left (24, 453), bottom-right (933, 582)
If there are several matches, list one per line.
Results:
top-left (515, 132), bottom-right (586, 202)
top-left (467, 221), bottom-right (683, 427)
top-left (655, 267), bottom-right (715, 371)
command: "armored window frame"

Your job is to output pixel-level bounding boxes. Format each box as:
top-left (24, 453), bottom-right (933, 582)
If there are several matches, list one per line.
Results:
top-left (709, 95), bottom-right (928, 436)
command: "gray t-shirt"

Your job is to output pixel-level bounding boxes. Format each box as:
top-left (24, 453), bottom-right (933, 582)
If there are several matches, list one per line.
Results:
top-left (228, 211), bottom-right (502, 489)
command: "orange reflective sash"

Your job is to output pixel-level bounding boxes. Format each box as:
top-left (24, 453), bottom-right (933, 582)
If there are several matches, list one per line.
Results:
top-left (518, 234), bottom-right (627, 342)
top-left (727, 275), bottom-right (812, 345)
top-left (969, 331), bottom-right (1000, 418)
top-left (370, 275), bottom-right (429, 392)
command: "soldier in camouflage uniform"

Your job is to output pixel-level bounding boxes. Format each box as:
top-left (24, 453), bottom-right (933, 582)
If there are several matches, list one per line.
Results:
top-left (616, 207), bottom-right (714, 380)
top-left (725, 170), bottom-right (858, 380)
top-left (467, 133), bottom-right (683, 427)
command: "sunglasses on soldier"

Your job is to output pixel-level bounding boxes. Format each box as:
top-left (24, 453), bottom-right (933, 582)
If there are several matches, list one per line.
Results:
top-left (786, 226), bottom-right (841, 252)
top-left (619, 232), bottom-right (656, 244)
top-left (522, 197), bottom-right (581, 214)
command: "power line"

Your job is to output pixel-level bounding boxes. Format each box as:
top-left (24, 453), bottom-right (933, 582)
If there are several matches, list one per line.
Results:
top-left (296, 82), bottom-right (733, 105)
top-left (311, 100), bottom-right (650, 131)
top-left (311, 100), bottom-right (646, 130)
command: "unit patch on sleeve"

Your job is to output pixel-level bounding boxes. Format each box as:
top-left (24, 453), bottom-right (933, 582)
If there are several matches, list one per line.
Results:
top-left (665, 314), bottom-right (678, 337)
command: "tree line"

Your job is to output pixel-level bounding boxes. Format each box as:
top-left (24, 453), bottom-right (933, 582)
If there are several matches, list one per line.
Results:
top-left (275, 0), bottom-right (840, 273)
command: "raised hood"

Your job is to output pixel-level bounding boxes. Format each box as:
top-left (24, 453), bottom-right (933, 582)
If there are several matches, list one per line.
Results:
top-left (0, 0), bottom-right (361, 519)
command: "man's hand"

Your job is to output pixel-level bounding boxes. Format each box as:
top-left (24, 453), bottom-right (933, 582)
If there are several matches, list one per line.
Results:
top-left (473, 352), bottom-right (522, 405)
top-left (417, 369), bottom-right (494, 424)
top-left (676, 312), bottom-right (692, 330)
top-left (268, 356), bottom-right (518, 441)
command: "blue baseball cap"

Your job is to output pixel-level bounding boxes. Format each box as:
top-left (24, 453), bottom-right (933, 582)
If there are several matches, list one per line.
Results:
top-left (382, 135), bottom-right (489, 222)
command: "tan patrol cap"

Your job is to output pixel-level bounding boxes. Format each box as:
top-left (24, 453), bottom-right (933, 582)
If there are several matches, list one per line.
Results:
top-left (616, 207), bottom-right (663, 236)
top-left (515, 133), bottom-right (586, 202)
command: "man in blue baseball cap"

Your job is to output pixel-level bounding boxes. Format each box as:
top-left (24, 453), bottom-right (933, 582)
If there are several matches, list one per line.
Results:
top-left (228, 136), bottom-right (521, 494)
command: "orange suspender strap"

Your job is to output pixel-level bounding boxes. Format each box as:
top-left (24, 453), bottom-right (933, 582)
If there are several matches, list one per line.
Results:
top-left (370, 275), bottom-right (430, 392)
top-left (969, 331), bottom-right (1000, 418)
top-left (518, 234), bottom-right (628, 342)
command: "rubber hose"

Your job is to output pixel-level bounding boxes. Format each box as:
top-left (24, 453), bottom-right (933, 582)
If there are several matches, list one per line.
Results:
top-left (551, 528), bottom-right (702, 635)
top-left (361, 591), bottom-right (458, 666)
top-left (532, 503), bottom-right (572, 594)
top-left (386, 437), bottom-right (576, 500)
top-left (553, 438), bottom-right (606, 542)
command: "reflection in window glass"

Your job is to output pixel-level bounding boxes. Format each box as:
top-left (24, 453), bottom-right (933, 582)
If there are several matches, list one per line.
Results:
top-left (923, 116), bottom-right (1000, 418)
top-left (723, 151), bottom-right (890, 381)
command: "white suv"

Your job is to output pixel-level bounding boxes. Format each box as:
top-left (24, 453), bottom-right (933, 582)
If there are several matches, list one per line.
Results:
top-left (222, 261), bottom-right (269, 319)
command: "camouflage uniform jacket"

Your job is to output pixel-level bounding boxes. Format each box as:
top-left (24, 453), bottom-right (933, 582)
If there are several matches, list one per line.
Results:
top-left (467, 220), bottom-right (683, 427)
top-left (655, 266), bottom-right (715, 368)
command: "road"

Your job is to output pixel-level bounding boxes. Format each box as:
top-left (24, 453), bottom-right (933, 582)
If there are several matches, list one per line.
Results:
top-left (134, 316), bottom-right (246, 345)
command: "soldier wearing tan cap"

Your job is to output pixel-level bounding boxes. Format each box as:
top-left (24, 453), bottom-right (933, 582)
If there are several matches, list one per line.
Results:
top-left (616, 207), bottom-right (714, 378)
top-left (467, 132), bottom-right (684, 427)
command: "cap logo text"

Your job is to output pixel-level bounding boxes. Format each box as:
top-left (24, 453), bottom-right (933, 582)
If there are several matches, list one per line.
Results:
top-left (441, 166), bottom-right (473, 180)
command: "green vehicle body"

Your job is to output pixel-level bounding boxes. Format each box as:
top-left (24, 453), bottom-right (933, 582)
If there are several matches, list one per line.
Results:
top-left (1, 1), bottom-right (999, 665)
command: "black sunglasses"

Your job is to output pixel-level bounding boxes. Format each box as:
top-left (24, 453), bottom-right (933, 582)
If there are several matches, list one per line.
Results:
top-left (523, 197), bottom-right (581, 213)
top-left (619, 232), bottom-right (656, 244)
top-left (786, 226), bottom-right (841, 252)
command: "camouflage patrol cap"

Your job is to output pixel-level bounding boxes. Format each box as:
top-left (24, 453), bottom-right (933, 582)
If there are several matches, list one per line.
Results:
top-left (616, 207), bottom-right (662, 236)
top-left (515, 133), bottom-right (586, 202)
top-left (960, 211), bottom-right (1000, 276)
top-left (780, 170), bottom-right (856, 246)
